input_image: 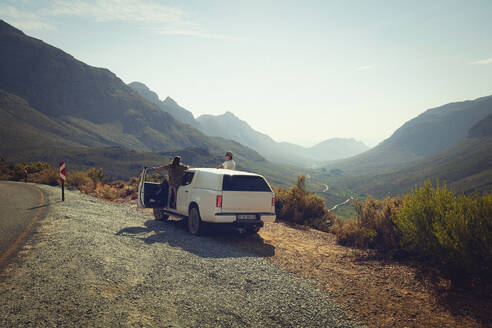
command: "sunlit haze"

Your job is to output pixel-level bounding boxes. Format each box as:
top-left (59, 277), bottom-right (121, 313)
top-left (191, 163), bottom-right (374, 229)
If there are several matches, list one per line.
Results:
top-left (2, 0), bottom-right (492, 147)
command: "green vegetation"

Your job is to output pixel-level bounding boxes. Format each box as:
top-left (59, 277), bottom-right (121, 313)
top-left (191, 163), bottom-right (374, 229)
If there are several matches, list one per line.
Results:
top-left (274, 175), bottom-right (335, 232)
top-left (395, 182), bottom-right (491, 279)
top-left (333, 181), bottom-right (492, 285)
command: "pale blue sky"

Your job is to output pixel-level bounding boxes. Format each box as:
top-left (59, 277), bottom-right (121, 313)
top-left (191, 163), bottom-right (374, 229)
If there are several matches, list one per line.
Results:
top-left (2, 0), bottom-right (492, 146)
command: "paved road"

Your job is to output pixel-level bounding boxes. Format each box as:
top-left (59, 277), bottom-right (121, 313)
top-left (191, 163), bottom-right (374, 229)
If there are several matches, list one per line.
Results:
top-left (329, 197), bottom-right (354, 211)
top-left (0, 181), bottom-right (46, 267)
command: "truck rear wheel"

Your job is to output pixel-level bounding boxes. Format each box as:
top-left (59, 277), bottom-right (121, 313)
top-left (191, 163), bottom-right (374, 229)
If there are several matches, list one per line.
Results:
top-left (153, 208), bottom-right (169, 221)
top-left (188, 206), bottom-right (205, 235)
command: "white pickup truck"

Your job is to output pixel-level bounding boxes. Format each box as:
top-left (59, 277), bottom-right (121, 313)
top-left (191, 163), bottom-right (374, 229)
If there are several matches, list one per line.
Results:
top-left (137, 167), bottom-right (276, 235)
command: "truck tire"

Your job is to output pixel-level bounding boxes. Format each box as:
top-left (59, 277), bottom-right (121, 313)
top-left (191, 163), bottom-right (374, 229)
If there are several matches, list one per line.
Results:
top-left (153, 208), bottom-right (169, 222)
top-left (188, 206), bottom-right (205, 235)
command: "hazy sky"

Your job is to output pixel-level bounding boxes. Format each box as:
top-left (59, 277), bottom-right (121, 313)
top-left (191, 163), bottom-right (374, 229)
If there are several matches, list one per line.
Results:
top-left (2, 0), bottom-right (492, 147)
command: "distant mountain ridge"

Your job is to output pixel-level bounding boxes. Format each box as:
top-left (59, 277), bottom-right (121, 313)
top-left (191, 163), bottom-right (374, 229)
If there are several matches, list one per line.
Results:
top-left (129, 81), bottom-right (370, 165)
top-left (309, 138), bottom-right (369, 160)
top-left (128, 82), bottom-right (197, 127)
top-left (322, 95), bottom-right (492, 175)
top-left (380, 95), bottom-right (492, 157)
top-left (345, 113), bottom-right (492, 196)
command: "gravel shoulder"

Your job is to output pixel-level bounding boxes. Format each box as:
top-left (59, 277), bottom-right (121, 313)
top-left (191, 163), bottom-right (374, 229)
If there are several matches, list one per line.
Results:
top-left (0, 184), bottom-right (362, 328)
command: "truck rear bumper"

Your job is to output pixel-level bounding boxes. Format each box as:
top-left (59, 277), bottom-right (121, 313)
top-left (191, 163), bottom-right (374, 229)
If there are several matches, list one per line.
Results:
top-left (210, 212), bottom-right (276, 223)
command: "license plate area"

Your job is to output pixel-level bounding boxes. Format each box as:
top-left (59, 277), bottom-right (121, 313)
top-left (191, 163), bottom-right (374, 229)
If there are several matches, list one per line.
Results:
top-left (237, 214), bottom-right (257, 220)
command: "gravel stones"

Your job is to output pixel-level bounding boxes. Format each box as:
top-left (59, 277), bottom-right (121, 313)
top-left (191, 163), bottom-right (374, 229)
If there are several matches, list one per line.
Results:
top-left (0, 185), bottom-right (363, 328)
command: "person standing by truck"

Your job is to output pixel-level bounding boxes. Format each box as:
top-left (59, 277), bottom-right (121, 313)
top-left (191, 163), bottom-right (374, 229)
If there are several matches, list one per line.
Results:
top-left (153, 156), bottom-right (189, 209)
top-left (217, 151), bottom-right (236, 170)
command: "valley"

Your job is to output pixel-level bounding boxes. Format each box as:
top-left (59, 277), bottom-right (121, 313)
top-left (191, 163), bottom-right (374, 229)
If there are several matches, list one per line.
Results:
top-left (0, 18), bottom-right (490, 214)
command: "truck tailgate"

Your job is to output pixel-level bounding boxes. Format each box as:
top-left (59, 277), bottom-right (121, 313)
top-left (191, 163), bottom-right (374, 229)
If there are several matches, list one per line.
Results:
top-left (221, 191), bottom-right (273, 213)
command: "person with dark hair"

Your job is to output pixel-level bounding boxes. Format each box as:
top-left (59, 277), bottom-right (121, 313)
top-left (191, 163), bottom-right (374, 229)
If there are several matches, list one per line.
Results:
top-left (217, 151), bottom-right (236, 170)
top-left (153, 156), bottom-right (189, 209)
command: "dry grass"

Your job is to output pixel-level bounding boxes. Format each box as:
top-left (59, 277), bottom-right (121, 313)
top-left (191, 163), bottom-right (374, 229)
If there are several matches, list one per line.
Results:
top-left (0, 160), bottom-right (139, 202)
top-left (248, 222), bottom-right (491, 328)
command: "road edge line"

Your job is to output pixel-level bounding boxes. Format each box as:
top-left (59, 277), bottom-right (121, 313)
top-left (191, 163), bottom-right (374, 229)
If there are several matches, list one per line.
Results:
top-left (0, 186), bottom-right (45, 266)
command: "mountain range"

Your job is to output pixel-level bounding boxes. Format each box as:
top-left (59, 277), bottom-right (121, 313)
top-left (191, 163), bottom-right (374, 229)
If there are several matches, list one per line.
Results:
top-left (321, 96), bottom-right (492, 196)
top-left (0, 19), bottom-right (490, 196)
top-left (0, 20), bottom-right (300, 185)
top-left (344, 112), bottom-right (492, 196)
top-left (129, 82), bottom-right (370, 165)
top-left (322, 95), bottom-right (492, 175)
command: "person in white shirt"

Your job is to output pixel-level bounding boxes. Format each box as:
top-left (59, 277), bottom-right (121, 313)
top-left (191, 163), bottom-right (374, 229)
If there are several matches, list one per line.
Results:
top-left (217, 151), bottom-right (236, 170)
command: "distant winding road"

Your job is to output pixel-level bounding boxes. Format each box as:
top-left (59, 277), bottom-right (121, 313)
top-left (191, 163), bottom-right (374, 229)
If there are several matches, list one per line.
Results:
top-left (0, 181), bottom-right (47, 267)
top-left (329, 197), bottom-right (354, 211)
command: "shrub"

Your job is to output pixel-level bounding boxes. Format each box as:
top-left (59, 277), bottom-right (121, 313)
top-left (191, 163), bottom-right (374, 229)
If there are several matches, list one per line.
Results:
top-left (67, 170), bottom-right (92, 190)
top-left (87, 168), bottom-right (105, 186)
top-left (332, 218), bottom-right (359, 246)
top-left (12, 161), bottom-right (51, 181)
top-left (101, 185), bottom-right (118, 200)
top-left (333, 197), bottom-right (402, 251)
top-left (31, 167), bottom-right (59, 186)
top-left (395, 181), bottom-right (492, 278)
top-left (335, 181), bottom-right (492, 284)
top-left (275, 175), bottom-right (334, 231)
top-left (354, 196), bottom-right (403, 251)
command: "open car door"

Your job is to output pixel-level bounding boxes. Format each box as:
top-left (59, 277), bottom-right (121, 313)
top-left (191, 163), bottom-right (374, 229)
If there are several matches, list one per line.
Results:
top-left (137, 167), bottom-right (169, 208)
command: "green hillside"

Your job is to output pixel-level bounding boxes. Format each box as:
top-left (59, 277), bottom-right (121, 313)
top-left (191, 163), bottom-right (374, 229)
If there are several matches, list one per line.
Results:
top-left (0, 90), bottom-right (299, 185)
top-left (343, 114), bottom-right (492, 196)
top-left (0, 20), bottom-right (205, 152)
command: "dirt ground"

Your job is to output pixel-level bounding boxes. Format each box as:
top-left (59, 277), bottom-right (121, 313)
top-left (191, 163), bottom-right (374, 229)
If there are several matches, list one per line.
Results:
top-left (217, 222), bottom-right (492, 328)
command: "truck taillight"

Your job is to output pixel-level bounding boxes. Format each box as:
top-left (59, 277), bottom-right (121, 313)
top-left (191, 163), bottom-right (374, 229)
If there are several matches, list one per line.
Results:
top-left (216, 195), bottom-right (222, 208)
top-left (272, 197), bottom-right (276, 207)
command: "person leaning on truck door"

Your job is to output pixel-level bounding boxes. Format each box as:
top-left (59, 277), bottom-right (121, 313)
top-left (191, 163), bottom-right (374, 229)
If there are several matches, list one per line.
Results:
top-left (217, 151), bottom-right (236, 170)
top-left (153, 156), bottom-right (189, 209)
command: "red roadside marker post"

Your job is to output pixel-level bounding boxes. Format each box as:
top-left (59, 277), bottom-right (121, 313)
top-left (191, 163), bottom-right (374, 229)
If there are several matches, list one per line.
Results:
top-left (59, 162), bottom-right (66, 201)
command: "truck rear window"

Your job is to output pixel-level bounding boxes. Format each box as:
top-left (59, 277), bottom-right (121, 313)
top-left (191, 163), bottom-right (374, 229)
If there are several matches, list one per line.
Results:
top-left (222, 175), bottom-right (272, 192)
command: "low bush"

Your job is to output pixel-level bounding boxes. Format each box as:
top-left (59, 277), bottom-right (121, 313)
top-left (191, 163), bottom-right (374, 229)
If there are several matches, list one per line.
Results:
top-left (87, 168), bottom-right (105, 186)
top-left (275, 175), bottom-right (335, 232)
top-left (395, 182), bottom-right (492, 280)
top-left (66, 170), bottom-right (91, 190)
top-left (332, 218), bottom-right (359, 246)
top-left (31, 167), bottom-right (59, 186)
top-left (12, 161), bottom-right (51, 181)
top-left (332, 197), bottom-right (403, 251)
top-left (100, 184), bottom-right (118, 200)
top-left (334, 181), bottom-right (492, 284)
